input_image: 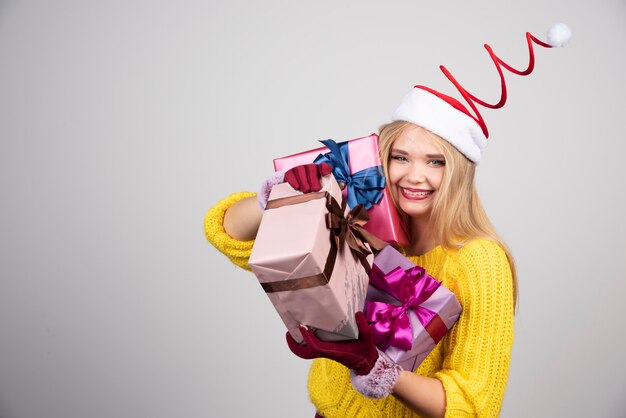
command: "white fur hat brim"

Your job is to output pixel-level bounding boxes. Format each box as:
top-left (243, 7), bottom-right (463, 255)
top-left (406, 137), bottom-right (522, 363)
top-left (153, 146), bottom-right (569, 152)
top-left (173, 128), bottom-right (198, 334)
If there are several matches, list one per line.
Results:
top-left (392, 88), bottom-right (487, 164)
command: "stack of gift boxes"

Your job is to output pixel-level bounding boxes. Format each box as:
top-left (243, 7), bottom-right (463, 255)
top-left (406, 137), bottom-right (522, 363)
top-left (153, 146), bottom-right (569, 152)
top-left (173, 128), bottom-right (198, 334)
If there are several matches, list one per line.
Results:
top-left (249, 133), bottom-right (461, 371)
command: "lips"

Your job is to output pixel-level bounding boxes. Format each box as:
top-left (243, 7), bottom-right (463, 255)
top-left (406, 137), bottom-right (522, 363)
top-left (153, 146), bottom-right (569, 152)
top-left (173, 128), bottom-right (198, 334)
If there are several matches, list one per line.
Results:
top-left (399, 187), bottom-right (433, 201)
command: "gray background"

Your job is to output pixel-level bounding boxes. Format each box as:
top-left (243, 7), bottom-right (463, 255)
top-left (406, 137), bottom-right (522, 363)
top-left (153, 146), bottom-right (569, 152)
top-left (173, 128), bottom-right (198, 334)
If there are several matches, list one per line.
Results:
top-left (1, 0), bottom-right (625, 417)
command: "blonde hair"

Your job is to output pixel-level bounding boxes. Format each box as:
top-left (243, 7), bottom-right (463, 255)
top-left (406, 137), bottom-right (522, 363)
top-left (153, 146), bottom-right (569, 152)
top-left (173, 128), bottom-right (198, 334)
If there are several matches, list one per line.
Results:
top-left (379, 120), bottom-right (518, 308)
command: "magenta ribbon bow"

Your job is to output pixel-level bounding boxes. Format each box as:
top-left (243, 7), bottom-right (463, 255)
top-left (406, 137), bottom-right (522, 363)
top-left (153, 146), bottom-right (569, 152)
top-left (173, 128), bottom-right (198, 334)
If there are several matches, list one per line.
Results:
top-left (365, 264), bottom-right (442, 351)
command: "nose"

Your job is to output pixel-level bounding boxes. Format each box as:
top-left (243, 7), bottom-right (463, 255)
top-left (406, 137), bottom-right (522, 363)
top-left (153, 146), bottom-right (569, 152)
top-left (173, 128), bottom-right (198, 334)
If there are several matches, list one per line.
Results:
top-left (406, 164), bottom-right (427, 184)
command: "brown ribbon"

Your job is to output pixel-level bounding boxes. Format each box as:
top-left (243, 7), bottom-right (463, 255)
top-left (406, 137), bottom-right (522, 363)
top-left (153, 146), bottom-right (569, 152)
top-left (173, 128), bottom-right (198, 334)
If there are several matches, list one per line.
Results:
top-left (343, 204), bottom-right (388, 254)
top-left (261, 191), bottom-right (386, 293)
top-left (264, 191), bottom-right (329, 210)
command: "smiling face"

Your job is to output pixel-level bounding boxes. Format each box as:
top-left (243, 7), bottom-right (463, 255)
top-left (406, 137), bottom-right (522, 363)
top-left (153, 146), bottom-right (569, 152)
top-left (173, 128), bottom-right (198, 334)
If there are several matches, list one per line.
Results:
top-left (387, 124), bottom-right (446, 221)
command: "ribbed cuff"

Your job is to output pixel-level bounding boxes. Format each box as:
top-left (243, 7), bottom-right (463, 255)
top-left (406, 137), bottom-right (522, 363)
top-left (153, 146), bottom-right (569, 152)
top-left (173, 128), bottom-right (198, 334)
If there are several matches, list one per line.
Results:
top-left (349, 350), bottom-right (402, 399)
top-left (258, 171), bottom-right (285, 209)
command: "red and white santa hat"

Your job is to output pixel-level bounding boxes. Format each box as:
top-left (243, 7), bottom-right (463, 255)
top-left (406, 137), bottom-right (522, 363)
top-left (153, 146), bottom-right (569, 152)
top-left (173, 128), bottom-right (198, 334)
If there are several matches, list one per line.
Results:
top-left (392, 23), bottom-right (571, 164)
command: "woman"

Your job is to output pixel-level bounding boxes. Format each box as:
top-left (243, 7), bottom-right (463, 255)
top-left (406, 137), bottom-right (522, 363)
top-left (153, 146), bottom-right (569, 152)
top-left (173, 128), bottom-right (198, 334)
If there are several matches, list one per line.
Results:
top-left (205, 25), bottom-right (569, 417)
top-left (205, 118), bottom-right (515, 417)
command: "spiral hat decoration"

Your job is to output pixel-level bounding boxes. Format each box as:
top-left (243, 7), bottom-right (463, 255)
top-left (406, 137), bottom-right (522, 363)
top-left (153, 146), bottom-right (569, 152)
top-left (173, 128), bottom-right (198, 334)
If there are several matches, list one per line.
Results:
top-left (393, 23), bottom-right (572, 164)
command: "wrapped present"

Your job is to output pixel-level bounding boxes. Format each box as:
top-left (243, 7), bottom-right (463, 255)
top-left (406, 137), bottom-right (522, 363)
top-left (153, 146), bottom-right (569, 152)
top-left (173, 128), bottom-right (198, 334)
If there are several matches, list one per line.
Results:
top-left (364, 245), bottom-right (462, 371)
top-left (273, 133), bottom-right (410, 247)
top-left (249, 174), bottom-right (373, 343)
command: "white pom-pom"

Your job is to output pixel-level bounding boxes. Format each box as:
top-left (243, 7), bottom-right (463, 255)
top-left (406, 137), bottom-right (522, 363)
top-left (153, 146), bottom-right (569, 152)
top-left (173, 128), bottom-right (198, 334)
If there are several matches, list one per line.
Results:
top-left (546, 23), bottom-right (572, 47)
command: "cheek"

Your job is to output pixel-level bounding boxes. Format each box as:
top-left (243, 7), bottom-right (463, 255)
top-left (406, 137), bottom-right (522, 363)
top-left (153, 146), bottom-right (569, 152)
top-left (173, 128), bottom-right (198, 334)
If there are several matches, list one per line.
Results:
top-left (387, 165), bottom-right (406, 205)
top-left (387, 164), bottom-right (403, 187)
top-left (433, 171), bottom-right (444, 189)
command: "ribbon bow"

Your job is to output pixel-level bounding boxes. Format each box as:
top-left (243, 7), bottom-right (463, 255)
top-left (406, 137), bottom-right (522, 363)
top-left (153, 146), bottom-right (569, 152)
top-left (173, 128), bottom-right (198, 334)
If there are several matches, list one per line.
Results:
top-left (325, 199), bottom-right (374, 269)
top-left (314, 139), bottom-right (385, 210)
top-left (365, 264), bottom-right (443, 351)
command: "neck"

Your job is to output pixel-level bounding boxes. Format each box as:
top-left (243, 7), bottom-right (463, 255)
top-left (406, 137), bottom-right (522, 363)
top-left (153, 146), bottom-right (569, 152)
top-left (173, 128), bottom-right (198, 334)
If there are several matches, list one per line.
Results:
top-left (407, 216), bottom-right (438, 256)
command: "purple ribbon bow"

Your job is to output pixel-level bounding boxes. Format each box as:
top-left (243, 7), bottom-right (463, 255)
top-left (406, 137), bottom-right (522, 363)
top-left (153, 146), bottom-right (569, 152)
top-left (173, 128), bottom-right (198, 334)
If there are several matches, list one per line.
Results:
top-left (365, 264), bottom-right (442, 351)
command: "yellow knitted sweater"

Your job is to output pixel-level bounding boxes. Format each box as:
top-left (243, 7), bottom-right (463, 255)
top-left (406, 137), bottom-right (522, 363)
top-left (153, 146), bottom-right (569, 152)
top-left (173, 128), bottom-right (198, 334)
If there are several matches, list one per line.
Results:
top-left (205, 192), bottom-right (514, 418)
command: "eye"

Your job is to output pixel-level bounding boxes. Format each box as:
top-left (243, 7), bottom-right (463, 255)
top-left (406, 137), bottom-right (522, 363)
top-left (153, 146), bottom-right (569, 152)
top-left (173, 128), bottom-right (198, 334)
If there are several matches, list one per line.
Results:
top-left (428, 159), bottom-right (446, 167)
top-left (391, 154), bottom-right (408, 162)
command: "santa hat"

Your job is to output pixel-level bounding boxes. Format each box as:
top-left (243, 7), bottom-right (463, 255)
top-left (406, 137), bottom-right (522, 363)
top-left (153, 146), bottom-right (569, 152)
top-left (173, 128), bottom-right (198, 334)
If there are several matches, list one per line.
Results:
top-left (392, 23), bottom-right (572, 164)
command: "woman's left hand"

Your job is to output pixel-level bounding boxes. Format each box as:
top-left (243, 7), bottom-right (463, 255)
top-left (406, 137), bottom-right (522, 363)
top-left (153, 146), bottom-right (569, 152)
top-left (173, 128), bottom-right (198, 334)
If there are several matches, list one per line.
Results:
top-left (287, 311), bottom-right (403, 399)
top-left (285, 311), bottom-right (379, 375)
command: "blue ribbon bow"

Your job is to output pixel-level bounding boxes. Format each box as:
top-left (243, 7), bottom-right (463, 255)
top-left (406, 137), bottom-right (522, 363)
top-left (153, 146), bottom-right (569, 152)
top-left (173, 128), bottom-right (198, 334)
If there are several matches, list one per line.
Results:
top-left (314, 139), bottom-right (385, 210)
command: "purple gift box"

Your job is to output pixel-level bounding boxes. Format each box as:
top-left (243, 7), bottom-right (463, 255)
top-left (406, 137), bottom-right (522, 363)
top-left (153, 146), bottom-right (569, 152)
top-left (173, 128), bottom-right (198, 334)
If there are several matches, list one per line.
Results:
top-left (365, 246), bottom-right (462, 371)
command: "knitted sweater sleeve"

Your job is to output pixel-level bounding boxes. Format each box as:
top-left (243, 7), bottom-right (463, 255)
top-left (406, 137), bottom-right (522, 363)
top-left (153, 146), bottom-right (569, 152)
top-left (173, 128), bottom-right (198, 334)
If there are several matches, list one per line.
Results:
top-left (434, 240), bottom-right (514, 417)
top-left (203, 191), bottom-right (256, 271)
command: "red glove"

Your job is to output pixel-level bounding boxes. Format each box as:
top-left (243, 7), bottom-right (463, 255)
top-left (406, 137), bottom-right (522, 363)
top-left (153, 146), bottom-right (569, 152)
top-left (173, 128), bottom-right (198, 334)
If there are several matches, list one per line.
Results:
top-left (286, 311), bottom-right (379, 375)
top-left (284, 162), bottom-right (333, 193)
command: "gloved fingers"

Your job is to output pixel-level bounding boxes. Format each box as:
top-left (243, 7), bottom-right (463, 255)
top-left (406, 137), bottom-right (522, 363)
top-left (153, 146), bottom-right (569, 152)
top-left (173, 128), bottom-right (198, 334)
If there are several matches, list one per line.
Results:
top-left (355, 311), bottom-right (372, 340)
top-left (299, 327), bottom-right (353, 358)
top-left (284, 166), bottom-right (300, 191)
top-left (304, 313), bottom-right (372, 351)
top-left (317, 162), bottom-right (333, 177)
top-left (303, 163), bottom-right (333, 192)
top-left (285, 165), bottom-right (312, 193)
top-left (297, 327), bottom-right (354, 364)
top-left (305, 164), bottom-right (323, 193)
top-left (299, 325), bottom-right (330, 353)
top-left (286, 331), bottom-right (319, 360)
top-left (309, 163), bottom-right (332, 191)
top-left (284, 163), bottom-right (333, 193)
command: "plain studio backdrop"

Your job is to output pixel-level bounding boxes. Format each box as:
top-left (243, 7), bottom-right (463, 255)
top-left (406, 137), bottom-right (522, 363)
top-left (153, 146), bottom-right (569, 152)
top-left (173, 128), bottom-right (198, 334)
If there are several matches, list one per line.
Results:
top-left (1, 0), bottom-right (625, 417)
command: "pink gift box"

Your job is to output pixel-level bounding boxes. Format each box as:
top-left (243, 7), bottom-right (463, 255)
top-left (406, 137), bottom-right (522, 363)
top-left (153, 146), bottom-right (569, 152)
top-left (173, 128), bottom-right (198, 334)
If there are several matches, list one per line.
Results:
top-left (365, 246), bottom-right (462, 371)
top-left (249, 174), bottom-right (372, 343)
top-left (273, 133), bottom-right (410, 247)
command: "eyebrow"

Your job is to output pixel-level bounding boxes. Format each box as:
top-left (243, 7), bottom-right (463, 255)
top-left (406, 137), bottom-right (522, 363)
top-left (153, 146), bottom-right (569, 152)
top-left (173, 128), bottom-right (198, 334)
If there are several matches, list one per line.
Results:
top-left (391, 149), bottom-right (445, 159)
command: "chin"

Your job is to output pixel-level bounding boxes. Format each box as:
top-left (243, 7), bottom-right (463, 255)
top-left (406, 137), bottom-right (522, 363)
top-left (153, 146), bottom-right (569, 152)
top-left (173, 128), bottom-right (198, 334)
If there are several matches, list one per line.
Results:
top-left (398, 202), bottom-right (432, 220)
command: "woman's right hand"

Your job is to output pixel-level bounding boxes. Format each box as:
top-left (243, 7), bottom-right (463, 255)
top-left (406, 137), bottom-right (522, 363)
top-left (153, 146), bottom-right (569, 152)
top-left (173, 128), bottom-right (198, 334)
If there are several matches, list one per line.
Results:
top-left (229, 162), bottom-right (333, 241)
top-left (284, 162), bottom-right (332, 193)
top-left (258, 162), bottom-right (333, 210)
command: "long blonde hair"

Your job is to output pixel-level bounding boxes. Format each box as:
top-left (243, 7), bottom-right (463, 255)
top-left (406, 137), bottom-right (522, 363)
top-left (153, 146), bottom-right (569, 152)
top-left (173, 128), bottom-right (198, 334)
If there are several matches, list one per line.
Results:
top-left (379, 120), bottom-right (518, 308)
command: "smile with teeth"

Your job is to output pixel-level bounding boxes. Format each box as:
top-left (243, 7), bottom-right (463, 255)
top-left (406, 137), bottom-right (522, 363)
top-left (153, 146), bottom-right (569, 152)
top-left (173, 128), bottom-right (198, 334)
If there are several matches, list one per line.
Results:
top-left (400, 187), bottom-right (433, 200)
